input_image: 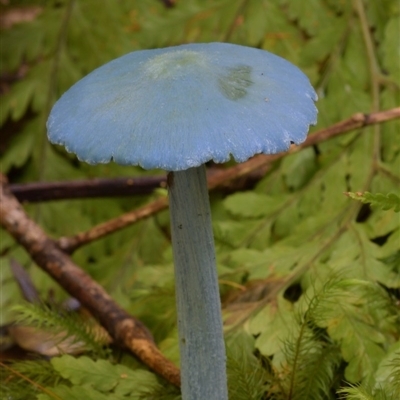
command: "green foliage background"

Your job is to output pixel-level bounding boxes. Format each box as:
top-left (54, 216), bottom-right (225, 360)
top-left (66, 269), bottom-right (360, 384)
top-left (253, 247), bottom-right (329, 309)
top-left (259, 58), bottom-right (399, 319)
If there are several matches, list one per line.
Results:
top-left (1, 0), bottom-right (399, 399)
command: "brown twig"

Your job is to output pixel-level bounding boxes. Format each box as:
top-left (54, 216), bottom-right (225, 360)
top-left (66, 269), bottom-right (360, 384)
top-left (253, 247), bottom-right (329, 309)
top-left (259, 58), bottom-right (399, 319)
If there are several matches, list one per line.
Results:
top-left (10, 176), bottom-right (167, 203)
top-left (210, 107), bottom-right (400, 184)
top-left (58, 196), bottom-right (169, 253)
top-left (57, 107), bottom-right (400, 253)
top-left (9, 106), bottom-right (399, 205)
top-left (0, 174), bottom-right (181, 387)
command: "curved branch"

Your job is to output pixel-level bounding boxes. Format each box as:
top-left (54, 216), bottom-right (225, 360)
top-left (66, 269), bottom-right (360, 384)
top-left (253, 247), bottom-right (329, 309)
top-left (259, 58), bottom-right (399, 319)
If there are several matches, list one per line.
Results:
top-left (0, 174), bottom-right (180, 387)
top-left (9, 107), bottom-right (399, 206)
top-left (55, 107), bottom-right (400, 252)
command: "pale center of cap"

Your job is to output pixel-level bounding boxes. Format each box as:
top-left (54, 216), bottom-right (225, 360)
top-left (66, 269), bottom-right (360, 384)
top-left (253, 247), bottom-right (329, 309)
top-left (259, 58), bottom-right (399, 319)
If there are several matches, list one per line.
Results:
top-left (143, 49), bottom-right (254, 101)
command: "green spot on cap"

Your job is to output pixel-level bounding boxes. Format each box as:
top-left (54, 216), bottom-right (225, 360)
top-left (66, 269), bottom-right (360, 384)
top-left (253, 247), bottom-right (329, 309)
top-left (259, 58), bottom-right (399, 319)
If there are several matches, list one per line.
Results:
top-left (218, 65), bottom-right (253, 101)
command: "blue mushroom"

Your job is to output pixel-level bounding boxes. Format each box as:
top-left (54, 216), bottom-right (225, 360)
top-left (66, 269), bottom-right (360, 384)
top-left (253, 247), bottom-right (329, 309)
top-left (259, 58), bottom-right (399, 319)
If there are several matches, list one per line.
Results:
top-left (47, 42), bottom-right (317, 400)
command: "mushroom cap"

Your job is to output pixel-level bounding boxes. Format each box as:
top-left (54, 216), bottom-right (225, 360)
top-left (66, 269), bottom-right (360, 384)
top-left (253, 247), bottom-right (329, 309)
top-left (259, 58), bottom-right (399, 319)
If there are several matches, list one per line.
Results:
top-left (47, 43), bottom-right (317, 171)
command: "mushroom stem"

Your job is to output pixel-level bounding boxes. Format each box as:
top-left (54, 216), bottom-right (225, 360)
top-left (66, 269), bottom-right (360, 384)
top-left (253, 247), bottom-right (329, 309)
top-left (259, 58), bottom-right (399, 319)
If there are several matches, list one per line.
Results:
top-left (168, 165), bottom-right (228, 400)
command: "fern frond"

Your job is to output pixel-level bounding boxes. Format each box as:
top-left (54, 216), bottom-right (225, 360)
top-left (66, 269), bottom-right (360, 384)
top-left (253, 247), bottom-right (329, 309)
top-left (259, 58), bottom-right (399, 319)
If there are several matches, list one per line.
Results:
top-left (345, 192), bottom-right (400, 213)
top-left (269, 277), bottom-right (399, 399)
top-left (380, 249), bottom-right (400, 275)
top-left (0, 360), bottom-right (63, 400)
top-left (266, 276), bottom-right (342, 399)
top-left (383, 355), bottom-right (400, 398)
top-left (12, 302), bottom-right (110, 358)
top-left (277, 289), bottom-right (341, 400)
top-left (283, 330), bottom-right (340, 400)
top-left (307, 279), bottom-right (400, 383)
top-left (337, 383), bottom-right (392, 400)
top-left (49, 354), bottom-right (168, 400)
top-left (130, 281), bottom-right (176, 342)
top-left (226, 331), bottom-right (270, 400)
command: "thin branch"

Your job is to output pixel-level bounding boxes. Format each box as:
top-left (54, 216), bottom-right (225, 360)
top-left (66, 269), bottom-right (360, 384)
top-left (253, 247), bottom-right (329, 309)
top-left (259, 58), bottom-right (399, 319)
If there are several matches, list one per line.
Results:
top-left (56, 107), bottom-right (400, 253)
top-left (9, 170), bottom-right (261, 204)
top-left (58, 196), bottom-right (169, 253)
top-left (9, 107), bottom-right (399, 204)
top-left (0, 175), bottom-right (180, 387)
top-left (10, 176), bottom-right (167, 203)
